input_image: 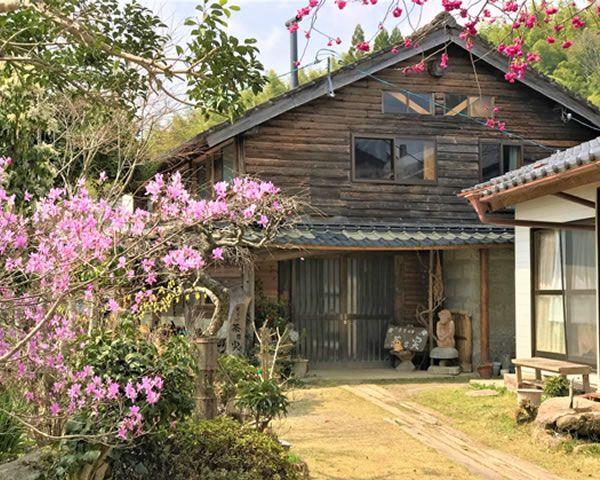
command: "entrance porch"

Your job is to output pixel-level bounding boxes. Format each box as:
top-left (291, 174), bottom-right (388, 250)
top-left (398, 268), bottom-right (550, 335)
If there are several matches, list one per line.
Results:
top-left (255, 221), bottom-right (516, 373)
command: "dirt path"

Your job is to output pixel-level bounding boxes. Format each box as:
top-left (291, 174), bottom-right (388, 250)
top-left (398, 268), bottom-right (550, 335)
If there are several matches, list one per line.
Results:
top-left (275, 385), bottom-right (479, 480)
top-left (344, 384), bottom-right (563, 480)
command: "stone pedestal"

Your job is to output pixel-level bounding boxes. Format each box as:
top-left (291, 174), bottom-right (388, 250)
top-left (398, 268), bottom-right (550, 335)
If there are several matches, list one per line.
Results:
top-left (428, 347), bottom-right (460, 376)
top-left (391, 350), bottom-right (416, 371)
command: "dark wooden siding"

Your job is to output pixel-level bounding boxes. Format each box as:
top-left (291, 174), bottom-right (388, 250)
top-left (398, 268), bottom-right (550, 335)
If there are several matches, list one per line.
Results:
top-left (242, 45), bottom-right (595, 223)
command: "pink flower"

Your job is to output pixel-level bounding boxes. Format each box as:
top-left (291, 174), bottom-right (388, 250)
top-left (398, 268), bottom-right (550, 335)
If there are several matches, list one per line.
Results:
top-left (212, 247), bottom-right (224, 261)
top-left (125, 382), bottom-right (137, 401)
top-left (392, 7), bottom-right (402, 17)
top-left (49, 402), bottom-right (60, 416)
top-left (107, 298), bottom-right (119, 314)
top-left (67, 383), bottom-right (81, 400)
top-left (561, 40), bottom-right (573, 49)
top-left (258, 215), bottom-right (269, 227)
top-left (440, 53), bottom-right (448, 69)
top-left (243, 204), bottom-right (257, 219)
top-left (106, 381), bottom-right (120, 400)
top-left (546, 36), bottom-right (556, 44)
top-left (146, 389), bottom-right (160, 405)
top-left (336, 0), bottom-right (347, 9)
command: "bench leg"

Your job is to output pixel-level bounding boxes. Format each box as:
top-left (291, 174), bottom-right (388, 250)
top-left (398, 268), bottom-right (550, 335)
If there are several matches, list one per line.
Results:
top-left (583, 374), bottom-right (591, 393)
top-left (535, 369), bottom-right (542, 381)
top-left (516, 366), bottom-right (522, 388)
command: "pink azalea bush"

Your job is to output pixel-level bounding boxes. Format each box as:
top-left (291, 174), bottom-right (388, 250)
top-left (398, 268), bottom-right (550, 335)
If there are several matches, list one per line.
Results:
top-left (0, 155), bottom-right (297, 445)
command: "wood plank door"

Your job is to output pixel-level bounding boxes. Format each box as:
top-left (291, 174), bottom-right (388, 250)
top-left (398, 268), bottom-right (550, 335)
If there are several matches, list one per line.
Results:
top-left (291, 255), bottom-right (393, 365)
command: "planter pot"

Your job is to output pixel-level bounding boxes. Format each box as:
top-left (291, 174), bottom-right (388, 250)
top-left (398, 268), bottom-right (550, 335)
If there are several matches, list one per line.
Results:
top-left (517, 388), bottom-right (543, 407)
top-left (292, 358), bottom-right (309, 379)
top-left (477, 363), bottom-right (493, 379)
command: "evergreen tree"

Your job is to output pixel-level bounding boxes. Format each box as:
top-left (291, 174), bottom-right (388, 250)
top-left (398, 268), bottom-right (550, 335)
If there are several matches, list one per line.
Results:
top-left (374, 28), bottom-right (391, 52)
top-left (340, 24), bottom-right (367, 65)
top-left (390, 27), bottom-right (403, 46)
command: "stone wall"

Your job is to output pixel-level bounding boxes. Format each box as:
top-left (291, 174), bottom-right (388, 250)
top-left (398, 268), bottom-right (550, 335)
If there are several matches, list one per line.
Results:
top-left (443, 247), bottom-right (515, 368)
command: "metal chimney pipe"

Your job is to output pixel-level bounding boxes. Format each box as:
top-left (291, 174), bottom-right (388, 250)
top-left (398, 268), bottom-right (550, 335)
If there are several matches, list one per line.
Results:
top-left (285, 15), bottom-right (301, 89)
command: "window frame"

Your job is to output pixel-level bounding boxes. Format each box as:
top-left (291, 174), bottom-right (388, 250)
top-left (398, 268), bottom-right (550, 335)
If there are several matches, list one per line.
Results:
top-left (192, 139), bottom-right (238, 196)
top-left (351, 133), bottom-right (437, 185)
top-left (441, 93), bottom-right (496, 118)
top-left (530, 227), bottom-right (598, 366)
top-left (479, 140), bottom-right (523, 182)
top-left (381, 90), bottom-right (435, 116)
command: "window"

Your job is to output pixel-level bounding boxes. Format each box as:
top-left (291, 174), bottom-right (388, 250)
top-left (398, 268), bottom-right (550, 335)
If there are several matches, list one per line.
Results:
top-left (195, 141), bottom-right (237, 197)
top-left (382, 91), bottom-right (433, 115)
top-left (353, 136), bottom-right (436, 184)
top-left (444, 94), bottom-right (494, 117)
top-left (533, 229), bottom-right (597, 365)
top-left (480, 142), bottom-right (522, 181)
top-left (214, 143), bottom-right (237, 182)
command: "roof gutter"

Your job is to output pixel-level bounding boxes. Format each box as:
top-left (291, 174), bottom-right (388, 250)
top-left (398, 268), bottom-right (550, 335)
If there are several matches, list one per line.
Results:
top-left (464, 193), bottom-right (595, 232)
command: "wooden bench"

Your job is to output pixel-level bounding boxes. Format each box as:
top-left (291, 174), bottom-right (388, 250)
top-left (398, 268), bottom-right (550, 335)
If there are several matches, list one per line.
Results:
top-left (513, 357), bottom-right (592, 393)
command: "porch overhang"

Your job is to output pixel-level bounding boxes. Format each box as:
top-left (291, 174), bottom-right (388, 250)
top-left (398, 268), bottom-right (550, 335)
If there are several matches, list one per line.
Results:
top-left (460, 137), bottom-right (600, 213)
top-left (274, 222), bottom-right (514, 251)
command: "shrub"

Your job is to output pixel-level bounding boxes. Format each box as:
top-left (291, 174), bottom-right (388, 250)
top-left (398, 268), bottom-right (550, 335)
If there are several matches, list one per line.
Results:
top-left (108, 416), bottom-right (300, 480)
top-left (216, 354), bottom-right (258, 413)
top-left (543, 376), bottom-right (570, 397)
top-left (79, 320), bottom-right (197, 424)
top-left (237, 378), bottom-right (289, 432)
top-left (0, 389), bottom-right (28, 462)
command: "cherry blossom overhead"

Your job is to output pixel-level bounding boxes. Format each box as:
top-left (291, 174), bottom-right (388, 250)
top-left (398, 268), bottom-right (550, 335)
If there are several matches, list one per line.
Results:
top-left (288, 0), bottom-right (599, 83)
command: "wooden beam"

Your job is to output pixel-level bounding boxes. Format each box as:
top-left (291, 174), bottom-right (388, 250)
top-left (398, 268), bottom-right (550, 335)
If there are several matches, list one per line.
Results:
top-left (272, 243), bottom-right (513, 252)
top-left (428, 250), bottom-right (435, 356)
top-left (553, 192), bottom-right (596, 209)
top-left (479, 249), bottom-right (491, 377)
top-left (596, 188), bottom-right (600, 392)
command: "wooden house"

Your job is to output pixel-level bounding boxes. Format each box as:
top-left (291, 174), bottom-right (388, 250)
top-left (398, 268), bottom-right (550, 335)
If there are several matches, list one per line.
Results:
top-left (165, 13), bottom-right (600, 372)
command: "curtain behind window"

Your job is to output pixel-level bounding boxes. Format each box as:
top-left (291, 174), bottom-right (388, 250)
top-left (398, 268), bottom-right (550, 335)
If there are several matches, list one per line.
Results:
top-left (564, 231), bottom-right (596, 363)
top-left (534, 229), bottom-right (597, 364)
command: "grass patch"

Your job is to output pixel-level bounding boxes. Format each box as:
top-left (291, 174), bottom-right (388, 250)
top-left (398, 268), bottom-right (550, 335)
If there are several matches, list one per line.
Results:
top-left (409, 384), bottom-right (600, 480)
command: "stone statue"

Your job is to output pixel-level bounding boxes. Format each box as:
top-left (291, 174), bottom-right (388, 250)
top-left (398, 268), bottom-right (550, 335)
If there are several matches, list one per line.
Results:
top-left (428, 309), bottom-right (460, 376)
top-left (436, 309), bottom-right (455, 348)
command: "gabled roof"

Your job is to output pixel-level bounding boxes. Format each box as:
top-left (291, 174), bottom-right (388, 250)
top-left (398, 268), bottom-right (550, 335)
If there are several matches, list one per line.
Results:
top-left (462, 136), bottom-right (600, 198)
top-left (167, 12), bottom-right (600, 162)
top-left (276, 221), bottom-right (514, 249)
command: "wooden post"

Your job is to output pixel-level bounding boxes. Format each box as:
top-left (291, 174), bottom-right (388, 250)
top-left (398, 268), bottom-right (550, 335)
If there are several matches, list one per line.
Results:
top-left (428, 250), bottom-right (434, 361)
top-left (478, 248), bottom-right (492, 378)
top-left (194, 337), bottom-right (218, 419)
top-left (596, 188), bottom-right (600, 392)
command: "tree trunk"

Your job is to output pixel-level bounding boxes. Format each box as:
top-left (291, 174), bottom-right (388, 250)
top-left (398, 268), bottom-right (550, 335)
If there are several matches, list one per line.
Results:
top-left (194, 337), bottom-right (218, 419)
top-left (189, 272), bottom-right (231, 418)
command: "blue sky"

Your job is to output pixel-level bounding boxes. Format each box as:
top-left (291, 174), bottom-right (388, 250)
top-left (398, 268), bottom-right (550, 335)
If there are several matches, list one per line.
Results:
top-left (140, 1), bottom-right (442, 80)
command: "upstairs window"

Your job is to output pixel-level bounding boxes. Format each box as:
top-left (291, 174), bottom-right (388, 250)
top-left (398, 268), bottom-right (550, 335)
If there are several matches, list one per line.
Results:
top-left (444, 94), bottom-right (494, 117)
top-left (480, 141), bottom-right (522, 181)
top-left (382, 91), bottom-right (433, 115)
top-left (195, 141), bottom-right (238, 197)
top-left (353, 135), bottom-right (436, 184)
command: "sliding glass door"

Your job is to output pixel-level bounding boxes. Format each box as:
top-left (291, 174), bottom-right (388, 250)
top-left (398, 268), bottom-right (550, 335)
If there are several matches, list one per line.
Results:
top-left (533, 229), bottom-right (597, 365)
